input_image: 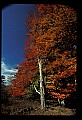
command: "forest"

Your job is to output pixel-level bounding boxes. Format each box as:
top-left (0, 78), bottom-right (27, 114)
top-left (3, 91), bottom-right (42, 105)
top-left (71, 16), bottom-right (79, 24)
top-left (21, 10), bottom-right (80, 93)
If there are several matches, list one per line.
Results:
top-left (1, 4), bottom-right (77, 115)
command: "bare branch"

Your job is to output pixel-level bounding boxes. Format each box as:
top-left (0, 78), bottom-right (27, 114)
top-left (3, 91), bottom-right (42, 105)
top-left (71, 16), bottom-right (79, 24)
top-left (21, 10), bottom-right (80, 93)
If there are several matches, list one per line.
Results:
top-left (34, 84), bottom-right (40, 95)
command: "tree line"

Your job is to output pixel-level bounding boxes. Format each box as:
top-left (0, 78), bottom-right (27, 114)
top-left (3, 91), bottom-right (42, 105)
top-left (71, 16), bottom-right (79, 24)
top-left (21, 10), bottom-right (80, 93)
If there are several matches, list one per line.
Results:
top-left (2, 4), bottom-right (77, 110)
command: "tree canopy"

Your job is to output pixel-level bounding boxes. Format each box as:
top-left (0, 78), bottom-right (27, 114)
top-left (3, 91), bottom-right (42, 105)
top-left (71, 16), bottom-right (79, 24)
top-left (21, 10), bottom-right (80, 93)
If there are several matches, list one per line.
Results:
top-left (11, 4), bottom-right (77, 99)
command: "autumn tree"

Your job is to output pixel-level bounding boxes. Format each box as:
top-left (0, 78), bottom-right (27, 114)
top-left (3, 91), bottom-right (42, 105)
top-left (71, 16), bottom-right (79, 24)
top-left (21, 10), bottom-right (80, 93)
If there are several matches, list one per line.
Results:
top-left (11, 59), bottom-right (38, 97)
top-left (11, 4), bottom-right (77, 109)
top-left (24, 4), bottom-right (77, 107)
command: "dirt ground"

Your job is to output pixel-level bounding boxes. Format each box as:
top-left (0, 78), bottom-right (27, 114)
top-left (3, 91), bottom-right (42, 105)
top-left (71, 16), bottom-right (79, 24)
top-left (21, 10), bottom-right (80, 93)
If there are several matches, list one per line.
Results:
top-left (1, 98), bottom-right (76, 115)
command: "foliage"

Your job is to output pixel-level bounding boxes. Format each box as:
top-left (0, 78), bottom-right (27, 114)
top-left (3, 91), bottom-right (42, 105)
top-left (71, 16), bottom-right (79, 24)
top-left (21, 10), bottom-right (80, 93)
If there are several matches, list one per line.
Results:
top-left (11, 4), bottom-right (77, 100)
top-left (1, 75), bottom-right (5, 79)
top-left (11, 59), bottom-right (39, 97)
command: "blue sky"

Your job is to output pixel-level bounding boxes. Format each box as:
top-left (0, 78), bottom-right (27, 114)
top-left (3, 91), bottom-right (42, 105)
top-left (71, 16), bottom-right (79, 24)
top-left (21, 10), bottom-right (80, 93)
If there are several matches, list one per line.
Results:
top-left (1, 4), bottom-right (35, 79)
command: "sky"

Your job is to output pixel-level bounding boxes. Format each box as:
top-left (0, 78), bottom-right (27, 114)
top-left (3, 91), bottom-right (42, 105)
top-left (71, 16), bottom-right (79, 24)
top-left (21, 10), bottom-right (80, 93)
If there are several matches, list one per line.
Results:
top-left (1, 4), bottom-right (35, 83)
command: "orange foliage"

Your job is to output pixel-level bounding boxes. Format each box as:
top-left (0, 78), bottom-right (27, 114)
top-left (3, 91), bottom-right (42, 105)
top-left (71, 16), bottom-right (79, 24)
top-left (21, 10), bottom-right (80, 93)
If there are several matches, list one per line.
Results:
top-left (11, 4), bottom-right (77, 98)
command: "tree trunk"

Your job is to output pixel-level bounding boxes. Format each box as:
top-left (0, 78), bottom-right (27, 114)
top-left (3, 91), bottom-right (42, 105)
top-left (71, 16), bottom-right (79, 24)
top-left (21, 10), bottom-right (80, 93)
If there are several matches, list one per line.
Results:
top-left (38, 59), bottom-right (45, 110)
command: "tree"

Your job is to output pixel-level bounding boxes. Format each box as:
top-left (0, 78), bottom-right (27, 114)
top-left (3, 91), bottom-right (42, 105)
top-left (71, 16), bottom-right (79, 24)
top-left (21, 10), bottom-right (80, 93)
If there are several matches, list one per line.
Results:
top-left (1, 75), bottom-right (5, 80)
top-left (11, 59), bottom-right (38, 97)
top-left (24, 4), bottom-right (77, 107)
top-left (11, 4), bottom-right (77, 109)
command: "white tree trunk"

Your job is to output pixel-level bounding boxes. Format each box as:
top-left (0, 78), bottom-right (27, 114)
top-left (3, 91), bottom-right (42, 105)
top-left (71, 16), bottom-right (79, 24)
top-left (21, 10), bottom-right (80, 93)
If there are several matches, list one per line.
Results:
top-left (58, 98), bottom-right (65, 107)
top-left (38, 59), bottom-right (45, 110)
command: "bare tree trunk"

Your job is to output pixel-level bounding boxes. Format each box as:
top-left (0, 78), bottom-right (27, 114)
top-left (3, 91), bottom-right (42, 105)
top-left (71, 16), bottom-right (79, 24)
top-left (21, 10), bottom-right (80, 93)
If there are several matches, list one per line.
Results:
top-left (38, 59), bottom-right (45, 110)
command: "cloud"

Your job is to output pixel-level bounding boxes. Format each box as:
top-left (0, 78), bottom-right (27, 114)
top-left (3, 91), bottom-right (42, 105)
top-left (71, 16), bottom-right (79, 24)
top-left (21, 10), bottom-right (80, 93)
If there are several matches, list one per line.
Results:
top-left (1, 61), bottom-right (18, 78)
top-left (1, 59), bottom-right (18, 86)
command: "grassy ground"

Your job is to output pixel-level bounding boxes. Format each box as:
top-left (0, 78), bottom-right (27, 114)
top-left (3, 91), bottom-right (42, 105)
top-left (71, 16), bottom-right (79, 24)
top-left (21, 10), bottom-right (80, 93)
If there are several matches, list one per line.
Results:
top-left (1, 98), bottom-right (76, 115)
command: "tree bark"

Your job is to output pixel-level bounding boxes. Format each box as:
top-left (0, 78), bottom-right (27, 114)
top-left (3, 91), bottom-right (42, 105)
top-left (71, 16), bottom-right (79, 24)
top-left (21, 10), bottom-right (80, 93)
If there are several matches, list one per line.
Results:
top-left (38, 59), bottom-right (45, 110)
